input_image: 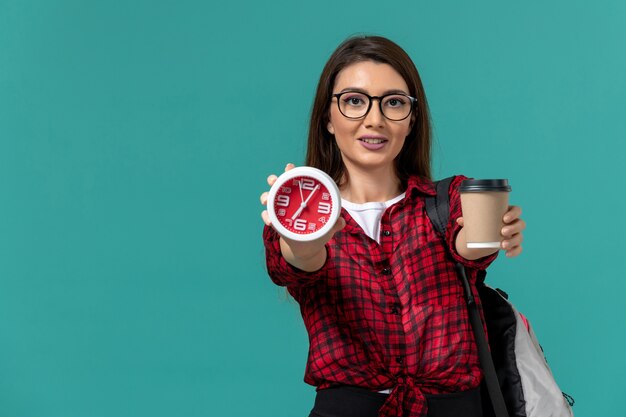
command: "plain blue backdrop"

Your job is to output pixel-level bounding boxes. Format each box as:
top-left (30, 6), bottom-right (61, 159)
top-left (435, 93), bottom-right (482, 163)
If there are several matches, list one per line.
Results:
top-left (1, 1), bottom-right (624, 416)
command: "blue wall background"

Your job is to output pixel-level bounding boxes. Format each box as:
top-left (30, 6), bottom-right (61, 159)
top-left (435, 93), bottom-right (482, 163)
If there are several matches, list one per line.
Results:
top-left (1, 1), bottom-right (624, 416)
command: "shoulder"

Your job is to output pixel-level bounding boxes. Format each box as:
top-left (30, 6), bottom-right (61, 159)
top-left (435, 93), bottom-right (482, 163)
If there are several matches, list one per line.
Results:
top-left (448, 175), bottom-right (470, 197)
top-left (405, 175), bottom-right (436, 197)
top-left (405, 174), bottom-right (470, 199)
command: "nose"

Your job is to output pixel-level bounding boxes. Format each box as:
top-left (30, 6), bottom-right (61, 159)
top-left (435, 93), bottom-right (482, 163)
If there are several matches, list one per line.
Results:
top-left (363, 98), bottom-right (385, 127)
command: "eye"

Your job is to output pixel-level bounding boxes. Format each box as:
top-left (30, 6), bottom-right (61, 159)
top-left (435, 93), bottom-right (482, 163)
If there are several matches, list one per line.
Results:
top-left (342, 93), bottom-right (367, 107)
top-left (384, 95), bottom-right (407, 108)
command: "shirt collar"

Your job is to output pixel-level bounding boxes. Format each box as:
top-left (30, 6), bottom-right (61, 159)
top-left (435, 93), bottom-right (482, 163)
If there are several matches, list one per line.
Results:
top-left (405, 175), bottom-right (437, 198)
top-left (339, 175), bottom-right (436, 235)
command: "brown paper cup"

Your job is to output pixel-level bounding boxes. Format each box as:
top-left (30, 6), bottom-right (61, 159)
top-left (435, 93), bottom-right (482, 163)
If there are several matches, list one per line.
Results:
top-left (459, 179), bottom-right (511, 249)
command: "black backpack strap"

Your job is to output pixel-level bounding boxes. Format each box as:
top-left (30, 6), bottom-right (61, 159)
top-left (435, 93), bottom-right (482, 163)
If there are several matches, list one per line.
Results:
top-left (424, 177), bottom-right (453, 237)
top-left (425, 177), bottom-right (510, 417)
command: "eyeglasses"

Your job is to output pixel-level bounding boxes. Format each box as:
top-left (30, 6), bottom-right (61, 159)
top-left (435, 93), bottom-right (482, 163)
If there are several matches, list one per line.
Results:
top-left (332, 91), bottom-right (417, 121)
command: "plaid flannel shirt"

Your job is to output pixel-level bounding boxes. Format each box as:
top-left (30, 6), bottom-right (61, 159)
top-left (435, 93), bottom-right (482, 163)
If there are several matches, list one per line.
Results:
top-left (263, 175), bottom-right (497, 417)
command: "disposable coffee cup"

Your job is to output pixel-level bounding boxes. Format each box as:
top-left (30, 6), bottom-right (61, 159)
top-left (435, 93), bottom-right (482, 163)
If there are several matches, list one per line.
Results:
top-left (459, 179), bottom-right (512, 249)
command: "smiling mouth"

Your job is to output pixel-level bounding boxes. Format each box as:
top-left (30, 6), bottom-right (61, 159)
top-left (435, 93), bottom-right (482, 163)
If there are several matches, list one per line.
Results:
top-left (359, 138), bottom-right (388, 144)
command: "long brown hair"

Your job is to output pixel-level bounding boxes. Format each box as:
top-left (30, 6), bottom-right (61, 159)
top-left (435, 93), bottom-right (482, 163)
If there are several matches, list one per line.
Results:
top-left (306, 35), bottom-right (432, 188)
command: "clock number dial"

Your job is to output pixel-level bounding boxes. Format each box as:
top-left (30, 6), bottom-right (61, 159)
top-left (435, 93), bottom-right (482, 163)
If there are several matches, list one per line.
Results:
top-left (293, 219), bottom-right (307, 231)
top-left (268, 167), bottom-right (341, 242)
top-left (300, 178), bottom-right (316, 191)
top-left (318, 202), bottom-right (331, 214)
top-left (273, 175), bottom-right (334, 235)
top-left (276, 195), bottom-right (290, 207)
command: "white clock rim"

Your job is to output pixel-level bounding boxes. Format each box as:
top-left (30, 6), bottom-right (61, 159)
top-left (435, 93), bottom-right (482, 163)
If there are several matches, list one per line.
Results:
top-left (267, 166), bottom-right (341, 242)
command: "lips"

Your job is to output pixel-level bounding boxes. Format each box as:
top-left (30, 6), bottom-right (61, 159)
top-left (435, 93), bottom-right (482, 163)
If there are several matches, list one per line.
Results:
top-left (360, 138), bottom-right (386, 144)
top-left (358, 136), bottom-right (388, 150)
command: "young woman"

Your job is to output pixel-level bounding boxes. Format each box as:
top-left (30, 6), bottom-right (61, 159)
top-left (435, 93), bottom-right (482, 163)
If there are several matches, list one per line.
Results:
top-left (260, 36), bottom-right (525, 417)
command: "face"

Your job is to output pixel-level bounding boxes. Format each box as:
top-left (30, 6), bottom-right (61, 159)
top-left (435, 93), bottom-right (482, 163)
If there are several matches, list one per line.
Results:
top-left (327, 61), bottom-right (413, 176)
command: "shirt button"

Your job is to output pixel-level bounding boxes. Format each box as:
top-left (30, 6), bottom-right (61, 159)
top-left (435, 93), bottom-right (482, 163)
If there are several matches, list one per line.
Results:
top-left (383, 230), bottom-right (391, 237)
top-left (396, 356), bottom-right (404, 364)
top-left (382, 268), bottom-right (391, 275)
top-left (390, 304), bottom-right (400, 315)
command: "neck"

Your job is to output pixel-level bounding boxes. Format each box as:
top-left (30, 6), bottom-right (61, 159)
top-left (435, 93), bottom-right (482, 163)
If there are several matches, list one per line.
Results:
top-left (340, 164), bottom-right (403, 203)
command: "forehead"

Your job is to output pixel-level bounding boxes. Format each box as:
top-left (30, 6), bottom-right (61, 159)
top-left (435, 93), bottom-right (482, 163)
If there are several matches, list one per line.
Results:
top-left (334, 61), bottom-right (409, 93)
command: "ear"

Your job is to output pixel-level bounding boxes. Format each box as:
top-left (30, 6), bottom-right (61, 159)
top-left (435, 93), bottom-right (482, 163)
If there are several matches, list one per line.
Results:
top-left (408, 115), bottom-right (416, 132)
top-left (327, 121), bottom-right (335, 135)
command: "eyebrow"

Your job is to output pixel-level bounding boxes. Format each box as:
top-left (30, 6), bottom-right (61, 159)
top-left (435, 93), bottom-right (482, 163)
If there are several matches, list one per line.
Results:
top-left (338, 87), bottom-right (410, 96)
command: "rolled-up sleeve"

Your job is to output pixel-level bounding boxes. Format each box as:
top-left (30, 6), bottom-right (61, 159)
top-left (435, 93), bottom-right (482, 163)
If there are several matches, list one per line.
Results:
top-left (445, 175), bottom-right (499, 270)
top-left (263, 225), bottom-right (330, 288)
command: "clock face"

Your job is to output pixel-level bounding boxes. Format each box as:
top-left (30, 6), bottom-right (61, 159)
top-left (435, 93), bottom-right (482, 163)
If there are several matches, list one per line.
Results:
top-left (267, 167), bottom-right (341, 241)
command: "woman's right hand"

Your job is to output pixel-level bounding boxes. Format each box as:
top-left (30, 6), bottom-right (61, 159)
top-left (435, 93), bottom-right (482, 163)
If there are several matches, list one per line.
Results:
top-left (260, 163), bottom-right (346, 272)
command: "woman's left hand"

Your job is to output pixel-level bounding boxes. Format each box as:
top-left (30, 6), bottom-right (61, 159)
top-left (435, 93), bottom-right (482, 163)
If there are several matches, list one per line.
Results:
top-left (500, 205), bottom-right (525, 257)
top-left (456, 205), bottom-right (526, 258)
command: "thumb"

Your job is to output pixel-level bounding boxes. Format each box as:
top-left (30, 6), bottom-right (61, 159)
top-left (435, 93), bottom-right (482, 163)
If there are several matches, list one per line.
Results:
top-left (332, 216), bottom-right (346, 233)
top-left (456, 217), bottom-right (464, 227)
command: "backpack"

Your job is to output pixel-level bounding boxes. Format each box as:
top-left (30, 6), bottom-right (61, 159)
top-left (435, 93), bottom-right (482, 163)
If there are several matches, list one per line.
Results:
top-left (424, 176), bottom-right (575, 417)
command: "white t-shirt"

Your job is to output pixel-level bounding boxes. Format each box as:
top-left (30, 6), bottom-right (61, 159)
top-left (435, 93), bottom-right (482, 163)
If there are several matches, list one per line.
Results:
top-left (342, 193), bottom-right (405, 244)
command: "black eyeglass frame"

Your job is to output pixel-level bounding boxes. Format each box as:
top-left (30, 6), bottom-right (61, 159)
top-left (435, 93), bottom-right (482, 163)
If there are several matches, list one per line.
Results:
top-left (332, 91), bottom-right (417, 121)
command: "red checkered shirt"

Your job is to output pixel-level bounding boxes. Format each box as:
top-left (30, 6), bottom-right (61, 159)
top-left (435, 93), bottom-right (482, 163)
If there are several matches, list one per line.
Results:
top-left (263, 175), bottom-right (498, 417)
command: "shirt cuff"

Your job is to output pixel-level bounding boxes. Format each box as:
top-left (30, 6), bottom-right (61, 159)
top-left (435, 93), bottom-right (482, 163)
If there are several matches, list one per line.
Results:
top-left (263, 225), bottom-right (329, 288)
top-left (447, 219), bottom-right (498, 270)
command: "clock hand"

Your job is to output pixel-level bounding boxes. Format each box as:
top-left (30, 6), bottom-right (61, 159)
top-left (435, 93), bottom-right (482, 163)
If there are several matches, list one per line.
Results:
top-left (290, 203), bottom-right (306, 221)
top-left (298, 180), bottom-right (304, 203)
top-left (291, 184), bottom-right (320, 221)
top-left (303, 184), bottom-right (320, 205)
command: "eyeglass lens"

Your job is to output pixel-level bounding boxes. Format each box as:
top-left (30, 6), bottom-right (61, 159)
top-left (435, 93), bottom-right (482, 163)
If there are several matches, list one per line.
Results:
top-left (337, 92), bottom-right (412, 120)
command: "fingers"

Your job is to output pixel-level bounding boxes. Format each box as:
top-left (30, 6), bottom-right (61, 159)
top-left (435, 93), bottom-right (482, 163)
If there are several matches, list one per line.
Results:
top-left (503, 205), bottom-right (522, 223)
top-left (318, 216), bottom-right (346, 243)
top-left (501, 217), bottom-right (525, 258)
top-left (261, 210), bottom-right (271, 226)
top-left (459, 207), bottom-right (525, 259)
top-left (502, 232), bottom-right (522, 249)
top-left (501, 233), bottom-right (523, 258)
top-left (501, 204), bottom-right (524, 258)
top-left (333, 216), bottom-right (346, 233)
top-left (504, 245), bottom-right (523, 258)
top-left (501, 218), bottom-right (526, 238)
top-left (262, 163), bottom-right (295, 225)
top-left (267, 163), bottom-right (296, 187)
